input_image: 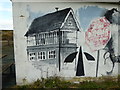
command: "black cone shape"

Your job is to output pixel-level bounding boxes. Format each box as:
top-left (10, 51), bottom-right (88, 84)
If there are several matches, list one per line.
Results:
top-left (76, 46), bottom-right (85, 76)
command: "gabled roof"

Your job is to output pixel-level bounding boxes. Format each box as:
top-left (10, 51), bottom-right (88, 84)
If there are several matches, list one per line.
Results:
top-left (25, 8), bottom-right (76, 36)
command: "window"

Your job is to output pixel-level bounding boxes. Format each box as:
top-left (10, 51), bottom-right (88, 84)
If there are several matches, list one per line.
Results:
top-left (41, 38), bottom-right (45, 44)
top-left (38, 51), bottom-right (46, 60)
top-left (29, 52), bottom-right (36, 61)
top-left (68, 20), bottom-right (73, 26)
top-left (48, 50), bottom-right (56, 59)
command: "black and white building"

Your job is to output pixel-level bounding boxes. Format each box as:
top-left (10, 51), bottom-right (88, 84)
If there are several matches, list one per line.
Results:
top-left (25, 8), bottom-right (81, 75)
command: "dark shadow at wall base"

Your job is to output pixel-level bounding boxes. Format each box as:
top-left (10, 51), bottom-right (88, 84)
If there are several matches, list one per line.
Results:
top-left (2, 72), bottom-right (16, 89)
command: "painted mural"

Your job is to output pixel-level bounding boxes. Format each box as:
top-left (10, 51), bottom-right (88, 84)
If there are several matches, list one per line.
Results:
top-left (12, 2), bottom-right (120, 85)
top-left (25, 7), bottom-right (79, 78)
top-left (24, 5), bottom-right (120, 78)
top-left (24, 5), bottom-right (119, 78)
top-left (11, 2), bottom-right (120, 85)
top-left (80, 7), bottom-right (120, 76)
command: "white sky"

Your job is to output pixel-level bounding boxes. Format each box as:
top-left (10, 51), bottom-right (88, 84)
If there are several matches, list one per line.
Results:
top-left (0, 0), bottom-right (13, 30)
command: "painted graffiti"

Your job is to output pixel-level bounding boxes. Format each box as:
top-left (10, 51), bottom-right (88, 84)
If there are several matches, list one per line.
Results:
top-left (13, 2), bottom-right (120, 85)
top-left (64, 46), bottom-right (95, 76)
top-left (25, 6), bottom-right (119, 78)
top-left (84, 8), bottom-right (120, 76)
top-left (103, 8), bottom-right (120, 75)
top-left (85, 17), bottom-right (111, 51)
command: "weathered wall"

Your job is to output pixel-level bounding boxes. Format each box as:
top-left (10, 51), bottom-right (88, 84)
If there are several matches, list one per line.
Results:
top-left (12, 2), bottom-right (119, 85)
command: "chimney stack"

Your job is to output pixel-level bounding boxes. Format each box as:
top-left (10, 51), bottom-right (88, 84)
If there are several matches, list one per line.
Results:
top-left (55, 7), bottom-right (59, 11)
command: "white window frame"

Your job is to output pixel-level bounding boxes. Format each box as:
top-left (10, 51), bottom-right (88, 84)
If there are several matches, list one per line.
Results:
top-left (48, 50), bottom-right (56, 59)
top-left (37, 51), bottom-right (46, 61)
top-left (29, 52), bottom-right (36, 61)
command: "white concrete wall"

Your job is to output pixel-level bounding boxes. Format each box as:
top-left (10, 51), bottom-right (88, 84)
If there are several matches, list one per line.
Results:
top-left (12, 2), bottom-right (119, 85)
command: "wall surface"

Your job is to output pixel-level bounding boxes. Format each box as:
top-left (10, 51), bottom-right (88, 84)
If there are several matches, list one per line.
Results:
top-left (12, 2), bottom-right (120, 85)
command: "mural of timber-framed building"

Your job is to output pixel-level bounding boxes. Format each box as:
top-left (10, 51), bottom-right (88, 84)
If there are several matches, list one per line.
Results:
top-left (25, 8), bottom-right (81, 76)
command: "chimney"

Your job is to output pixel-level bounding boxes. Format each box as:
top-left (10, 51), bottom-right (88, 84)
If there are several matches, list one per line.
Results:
top-left (55, 7), bottom-right (59, 11)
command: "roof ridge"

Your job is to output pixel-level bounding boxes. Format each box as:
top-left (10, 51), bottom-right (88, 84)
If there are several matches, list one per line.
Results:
top-left (35, 7), bottom-right (71, 20)
top-left (25, 7), bottom-right (72, 36)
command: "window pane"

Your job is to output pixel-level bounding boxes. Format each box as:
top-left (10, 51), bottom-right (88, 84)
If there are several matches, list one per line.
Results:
top-left (54, 55), bottom-right (55, 58)
top-left (40, 56), bottom-right (42, 59)
top-left (43, 52), bottom-right (45, 55)
top-left (48, 50), bottom-right (56, 59)
top-left (40, 52), bottom-right (42, 55)
top-left (38, 51), bottom-right (46, 60)
top-left (43, 56), bottom-right (45, 59)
